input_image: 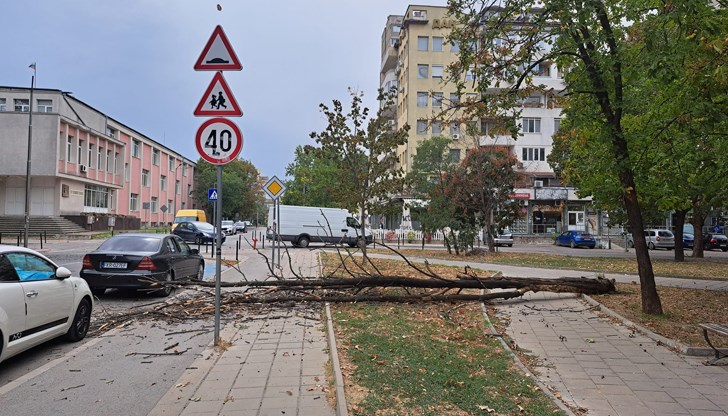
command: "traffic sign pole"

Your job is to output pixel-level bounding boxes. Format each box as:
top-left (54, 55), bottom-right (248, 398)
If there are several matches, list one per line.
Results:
top-left (214, 165), bottom-right (223, 346)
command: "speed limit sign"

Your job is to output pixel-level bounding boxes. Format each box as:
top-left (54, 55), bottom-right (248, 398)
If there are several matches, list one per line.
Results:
top-left (195, 118), bottom-right (243, 165)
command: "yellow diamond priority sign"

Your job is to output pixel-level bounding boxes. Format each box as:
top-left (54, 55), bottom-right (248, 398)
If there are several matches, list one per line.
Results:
top-left (263, 176), bottom-right (286, 200)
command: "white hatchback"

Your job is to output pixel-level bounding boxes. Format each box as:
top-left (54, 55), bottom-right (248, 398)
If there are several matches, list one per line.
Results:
top-left (0, 245), bottom-right (93, 364)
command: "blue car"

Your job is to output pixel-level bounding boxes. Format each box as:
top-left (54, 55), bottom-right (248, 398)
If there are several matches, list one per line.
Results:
top-left (556, 230), bottom-right (596, 248)
top-left (683, 233), bottom-right (694, 249)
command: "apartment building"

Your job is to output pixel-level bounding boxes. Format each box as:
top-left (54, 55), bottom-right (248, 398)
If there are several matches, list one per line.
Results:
top-left (0, 86), bottom-right (196, 228)
top-left (381, 5), bottom-right (594, 234)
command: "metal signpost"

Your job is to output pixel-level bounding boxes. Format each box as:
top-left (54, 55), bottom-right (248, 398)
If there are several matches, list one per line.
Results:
top-left (194, 25), bottom-right (243, 346)
top-left (262, 176), bottom-right (287, 268)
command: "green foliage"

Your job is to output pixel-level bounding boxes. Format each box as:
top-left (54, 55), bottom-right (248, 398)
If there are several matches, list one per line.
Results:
top-left (310, 88), bottom-right (409, 245)
top-left (193, 158), bottom-right (266, 221)
top-left (282, 145), bottom-right (342, 208)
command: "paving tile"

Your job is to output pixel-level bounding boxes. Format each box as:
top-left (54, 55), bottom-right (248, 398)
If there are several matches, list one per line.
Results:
top-left (260, 395), bottom-right (298, 408)
top-left (233, 377), bottom-right (269, 388)
top-left (675, 397), bottom-right (724, 412)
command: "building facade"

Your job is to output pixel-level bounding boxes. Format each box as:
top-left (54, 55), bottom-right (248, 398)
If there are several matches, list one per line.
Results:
top-left (0, 86), bottom-right (196, 228)
top-left (381, 5), bottom-right (595, 235)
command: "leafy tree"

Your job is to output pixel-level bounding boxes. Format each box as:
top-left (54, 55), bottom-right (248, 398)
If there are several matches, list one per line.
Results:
top-left (447, 146), bottom-right (521, 252)
top-left (282, 145), bottom-right (342, 208)
top-left (447, 0), bottom-right (672, 314)
top-left (310, 89), bottom-right (409, 254)
top-left (193, 158), bottom-right (266, 222)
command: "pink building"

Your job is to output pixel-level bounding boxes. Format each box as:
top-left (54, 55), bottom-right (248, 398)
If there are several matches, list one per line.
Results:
top-left (0, 86), bottom-right (197, 229)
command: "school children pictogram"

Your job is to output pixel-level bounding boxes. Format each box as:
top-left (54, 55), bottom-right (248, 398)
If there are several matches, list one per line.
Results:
top-left (194, 72), bottom-right (242, 117)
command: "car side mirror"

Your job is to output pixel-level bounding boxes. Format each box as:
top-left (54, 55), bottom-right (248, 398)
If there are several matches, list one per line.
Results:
top-left (56, 266), bottom-right (72, 279)
top-left (190, 249), bottom-right (199, 255)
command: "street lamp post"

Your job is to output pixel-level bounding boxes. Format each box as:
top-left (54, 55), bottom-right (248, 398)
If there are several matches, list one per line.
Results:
top-left (23, 66), bottom-right (36, 248)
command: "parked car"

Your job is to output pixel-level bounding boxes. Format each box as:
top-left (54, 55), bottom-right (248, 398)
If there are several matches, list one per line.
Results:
top-left (173, 221), bottom-right (226, 245)
top-left (233, 221), bottom-right (248, 234)
top-left (627, 229), bottom-right (675, 250)
top-left (703, 233), bottom-right (728, 251)
top-left (556, 230), bottom-right (596, 248)
top-left (81, 234), bottom-right (205, 297)
top-left (683, 233), bottom-right (694, 250)
top-left (0, 245), bottom-right (92, 364)
top-left (493, 233), bottom-right (513, 247)
top-left (221, 220), bottom-right (235, 235)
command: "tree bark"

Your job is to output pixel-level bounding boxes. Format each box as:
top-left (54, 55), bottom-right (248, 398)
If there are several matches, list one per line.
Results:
top-left (673, 210), bottom-right (687, 262)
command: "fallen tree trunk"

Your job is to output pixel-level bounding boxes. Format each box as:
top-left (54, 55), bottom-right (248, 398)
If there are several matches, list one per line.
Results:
top-left (170, 274), bottom-right (616, 295)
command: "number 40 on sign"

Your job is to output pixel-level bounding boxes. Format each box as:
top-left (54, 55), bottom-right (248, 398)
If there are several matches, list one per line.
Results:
top-left (195, 118), bottom-right (243, 165)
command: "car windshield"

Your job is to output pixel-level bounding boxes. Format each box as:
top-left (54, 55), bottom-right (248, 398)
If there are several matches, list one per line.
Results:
top-left (194, 222), bottom-right (215, 232)
top-left (98, 236), bottom-right (162, 252)
top-left (222, 221), bottom-right (233, 226)
top-left (174, 216), bottom-right (196, 224)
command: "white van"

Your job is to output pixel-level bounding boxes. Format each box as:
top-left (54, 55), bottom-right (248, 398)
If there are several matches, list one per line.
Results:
top-left (267, 205), bottom-right (372, 248)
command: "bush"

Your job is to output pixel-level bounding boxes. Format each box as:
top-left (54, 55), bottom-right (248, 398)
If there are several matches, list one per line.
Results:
top-left (385, 230), bottom-right (396, 242)
top-left (406, 230), bottom-right (416, 243)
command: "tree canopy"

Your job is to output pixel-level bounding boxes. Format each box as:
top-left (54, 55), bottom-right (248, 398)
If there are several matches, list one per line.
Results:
top-left (193, 158), bottom-right (266, 222)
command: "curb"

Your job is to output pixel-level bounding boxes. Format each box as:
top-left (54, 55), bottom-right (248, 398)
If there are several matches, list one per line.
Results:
top-left (580, 294), bottom-right (725, 357)
top-left (325, 303), bottom-right (349, 416)
top-left (479, 301), bottom-right (576, 416)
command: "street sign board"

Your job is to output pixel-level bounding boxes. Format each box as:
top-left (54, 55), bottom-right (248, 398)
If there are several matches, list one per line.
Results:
top-left (262, 176), bottom-right (286, 200)
top-left (195, 118), bottom-right (243, 165)
top-left (194, 25), bottom-right (242, 71)
top-left (194, 72), bottom-right (243, 117)
top-left (208, 188), bottom-right (219, 201)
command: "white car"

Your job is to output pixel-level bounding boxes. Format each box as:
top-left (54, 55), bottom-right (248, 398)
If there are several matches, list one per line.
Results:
top-left (493, 233), bottom-right (514, 247)
top-left (221, 220), bottom-right (235, 235)
top-left (0, 245), bottom-right (93, 364)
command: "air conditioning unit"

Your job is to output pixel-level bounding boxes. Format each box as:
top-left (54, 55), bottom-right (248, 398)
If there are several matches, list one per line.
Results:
top-left (533, 180), bottom-right (543, 188)
top-left (452, 133), bottom-right (460, 140)
top-left (412, 10), bottom-right (427, 19)
top-left (80, 164), bottom-right (88, 173)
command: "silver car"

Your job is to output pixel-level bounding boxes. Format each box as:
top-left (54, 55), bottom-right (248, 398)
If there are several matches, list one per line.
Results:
top-left (627, 229), bottom-right (675, 250)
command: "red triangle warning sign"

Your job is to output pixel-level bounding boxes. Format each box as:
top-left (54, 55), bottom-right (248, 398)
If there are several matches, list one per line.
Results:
top-left (194, 72), bottom-right (243, 117)
top-left (194, 25), bottom-right (242, 71)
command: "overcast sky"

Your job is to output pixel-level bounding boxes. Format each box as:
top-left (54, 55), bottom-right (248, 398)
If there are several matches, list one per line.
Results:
top-left (2, 1), bottom-right (447, 179)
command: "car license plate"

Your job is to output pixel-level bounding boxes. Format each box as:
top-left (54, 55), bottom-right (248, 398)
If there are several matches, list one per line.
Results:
top-left (103, 262), bottom-right (128, 269)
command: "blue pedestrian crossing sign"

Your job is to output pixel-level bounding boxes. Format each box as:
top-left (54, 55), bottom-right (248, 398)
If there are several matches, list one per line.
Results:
top-left (208, 188), bottom-right (219, 201)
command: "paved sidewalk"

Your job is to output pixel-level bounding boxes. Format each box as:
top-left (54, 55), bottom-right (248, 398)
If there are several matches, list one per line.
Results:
top-left (148, 247), bottom-right (337, 416)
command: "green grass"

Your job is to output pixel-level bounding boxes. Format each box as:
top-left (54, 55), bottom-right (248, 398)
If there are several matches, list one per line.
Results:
top-left (93, 227), bottom-right (171, 239)
top-left (333, 303), bottom-right (563, 416)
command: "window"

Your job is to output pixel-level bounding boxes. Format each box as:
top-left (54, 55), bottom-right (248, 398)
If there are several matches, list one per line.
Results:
top-left (522, 147), bottom-right (546, 161)
top-left (169, 157), bottom-right (175, 171)
top-left (465, 66), bottom-right (476, 81)
top-left (106, 126), bottom-right (117, 138)
top-left (554, 118), bottom-right (561, 132)
top-left (417, 64), bottom-right (428, 79)
top-left (450, 40), bottom-right (460, 52)
top-left (389, 37), bottom-right (398, 47)
top-left (36, 99), bottom-right (52, 112)
top-left (450, 122), bottom-right (460, 136)
top-left (182, 164), bottom-right (188, 177)
top-left (176, 180), bottom-right (181, 195)
top-left (417, 92), bottom-right (428, 107)
top-left (392, 24), bottom-right (401, 33)
top-left (130, 193), bottom-right (139, 211)
top-left (160, 175), bottom-right (167, 191)
top-left (151, 197), bottom-right (158, 213)
top-left (465, 93), bottom-right (478, 102)
top-left (523, 118), bottom-right (541, 133)
top-left (6, 253), bottom-right (55, 281)
top-left (449, 149), bottom-right (461, 163)
top-left (14, 99), bottom-right (29, 112)
top-left (88, 144), bottom-right (94, 167)
top-left (125, 163), bottom-right (130, 182)
top-left (67, 137), bottom-right (73, 161)
top-left (522, 95), bottom-right (542, 107)
top-left (0, 98), bottom-right (6, 111)
top-left (142, 169), bottom-right (150, 186)
top-left (98, 147), bottom-right (104, 170)
top-left (481, 119), bottom-right (491, 135)
top-left (431, 65), bottom-right (444, 79)
top-left (152, 149), bottom-right (160, 165)
top-left (417, 36), bottom-right (428, 51)
top-left (450, 93), bottom-right (460, 106)
top-left (432, 92), bottom-right (443, 108)
top-left (131, 139), bottom-right (141, 158)
top-left (114, 152), bottom-right (119, 174)
top-left (432, 121), bottom-right (442, 135)
top-left (432, 37), bottom-right (443, 52)
top-left (416, 120), bottom-right (428, 135)
top-left (106, 150), bottom-right (112, 171)
top-left (84, 184), bottom-right (111, 208)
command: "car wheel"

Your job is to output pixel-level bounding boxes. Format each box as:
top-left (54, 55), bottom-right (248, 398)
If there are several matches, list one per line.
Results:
top-left (648, 242), bottom-right (655, 250)
top-left (297, 235), bottom-right (310, 248)
top-left (195, 235), bottom-right (203, 245)
top-left (628, 240), bottom-right (634, 248)
top-left (154, 272), bottom-right (174, 297)
top-left (570, 240), bottom-right (575, 248)
top-left (195, 262), bottom-right (204, 280)
top-left (90, 287), bottom-right (106, 297)
top-left (64, 298), bottom-right (91, 342)
top-left (507, 244), bottom-right (513, 247)
top-left (722, 248), bottom-right (728, 252)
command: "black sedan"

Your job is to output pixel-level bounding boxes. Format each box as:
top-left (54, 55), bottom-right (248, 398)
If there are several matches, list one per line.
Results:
top-left (80, 234), bottom-right (205, 297)
top-left (704, 233), bottom-right (728, 251)
top-left (172, 221), bottom-right (226, 245)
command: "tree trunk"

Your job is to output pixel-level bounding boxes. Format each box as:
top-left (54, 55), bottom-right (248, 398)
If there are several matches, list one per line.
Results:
top-left (673, 210), bottom-right (687, 262)
top-left (692, 212), bottom-right (707, 259)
